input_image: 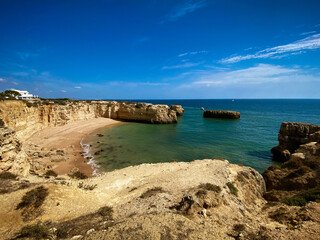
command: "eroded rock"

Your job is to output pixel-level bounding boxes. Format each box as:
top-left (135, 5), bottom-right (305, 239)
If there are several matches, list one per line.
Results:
top-left (203, 110), bottom-right (240, 119)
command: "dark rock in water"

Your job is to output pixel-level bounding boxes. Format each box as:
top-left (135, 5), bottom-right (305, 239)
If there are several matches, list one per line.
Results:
top-left (263, 122), bottom-right (320, 202)
top-left (271, 122), bottom-right (320, 162)
top-left (97, 134), bottom-right (104, 137)
top-left (203, 110), bottom-right (240, 119)
top-left (170, 105), bottom-right (184, 116)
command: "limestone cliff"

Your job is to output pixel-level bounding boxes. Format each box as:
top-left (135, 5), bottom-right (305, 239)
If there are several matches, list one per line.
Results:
top-left (170, 105), bottom-right (184, 116)
top-left (0, 100), bottom-right (181, 176)
top-left (0, 121), bottom-right (29, 175)
top-left (271, 122), bottom-right (320, 162)
top-left (264, 122), bottom-right (320, 201)
top-left (0, 100), bottom-right (179, 141)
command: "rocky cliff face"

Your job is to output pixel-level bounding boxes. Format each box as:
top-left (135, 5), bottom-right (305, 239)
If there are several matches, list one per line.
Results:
top-left (271, 122), bottom-right (320, 162)
top-left (0, 100), bottom-right (180, 141)
top-left (203, 110), bottom-right (240, 119)
top-left (263, 122), bottom-right (320, 202)
top-left (0, 121), bottom-right (29, 175)
top-left (170, 105), bottom-right (184, 116)
top-left (116, 102), bottom-right (177, 124)
top-left (0, 100), bottom-right (181, 176)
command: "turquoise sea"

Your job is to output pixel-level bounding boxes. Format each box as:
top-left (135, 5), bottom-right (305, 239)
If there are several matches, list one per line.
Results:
top-left (84, 99), bottom-right (320, 173)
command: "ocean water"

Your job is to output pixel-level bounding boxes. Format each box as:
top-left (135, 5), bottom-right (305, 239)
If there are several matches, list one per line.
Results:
top-left (84, 99), bottom-right (320, 173)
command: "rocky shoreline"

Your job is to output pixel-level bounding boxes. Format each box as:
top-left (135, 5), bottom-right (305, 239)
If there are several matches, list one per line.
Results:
top-left (0, 101), bottom-right (319, 240)
top-left (0, 100), bottom-right (183, 176)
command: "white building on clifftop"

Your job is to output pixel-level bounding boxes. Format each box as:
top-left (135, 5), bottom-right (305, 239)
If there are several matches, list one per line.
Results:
top-left (11, 89), bottom-right (38, 100)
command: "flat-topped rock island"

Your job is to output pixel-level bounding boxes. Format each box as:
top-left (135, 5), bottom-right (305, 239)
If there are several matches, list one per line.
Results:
top-left (203, 110), bottom-right (241, 119)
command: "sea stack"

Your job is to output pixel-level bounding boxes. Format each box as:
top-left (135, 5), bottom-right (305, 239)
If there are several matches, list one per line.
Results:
top-left (203, 110), bottom-right (240, 119)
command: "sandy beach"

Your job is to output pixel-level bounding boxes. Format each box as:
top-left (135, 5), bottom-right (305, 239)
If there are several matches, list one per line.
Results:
top-left (27, 118), bottom-right (123, 176)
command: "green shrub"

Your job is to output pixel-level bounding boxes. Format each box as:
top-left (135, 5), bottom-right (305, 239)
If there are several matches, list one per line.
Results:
top-left (98, 206), bottom-right (113, 219)
top-left (198, 183), bottom-right (221, 193)
top-left (56, 226), bottom-right (68, 239)
top-left (233, 224), bottom-right (245, 232)
top-left (227, 182), bottom-right (238, 196)
top-left (0, 171), bottom-right (17, 180)
top-left (282, 196), bottom-right (307, 206)
top-left (140, 187), bottom-right (164, 198)
top-left (78, 182), bottom-right (97, 190)
top-left (129, 187), bottom-right (138, 192)
top-left (16, 186), bottom-right (49, 209)
top-left (196, 189), bottom-right (207, 198)
top-left (282, 184), bottom-right (320, 206)
top-left (17, 223), bottom-right (49, 240)
top-left (45, 170), bottom-right (57, 177)
top-left (69, 171), bottom-right (87, 179)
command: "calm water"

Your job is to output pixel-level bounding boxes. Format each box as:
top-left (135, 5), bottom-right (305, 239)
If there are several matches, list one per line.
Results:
top-left (84, 99), bottom-right (320, 173)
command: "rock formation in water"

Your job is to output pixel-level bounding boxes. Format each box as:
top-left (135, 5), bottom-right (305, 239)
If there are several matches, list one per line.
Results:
top-left (263, 122), bottom-right (320, 202)
top-left (117, 102), bottom-right (178, 124)
top-left (271, 122), bottom-right (320, 162)
top-left (170, 105), bottom-right (184, 116)
top-left (203, 110), bottom-right (240, 119)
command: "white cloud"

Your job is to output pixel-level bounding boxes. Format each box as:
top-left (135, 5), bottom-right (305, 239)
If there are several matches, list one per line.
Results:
top-left (15, 51), bottom-right (39, 60)
top-left (61, 90), bottom-right (67, 93)
top-left (220, 34), bottom-right (320, 64)
top-left (162, 62), bottom-right (202, 69)
top-left (164, 0), bottom-right (207, 22)
top-left (74, 86), bottom-right (81, 89)
top-left (109, 81), bottom-right (169, 87)
top-left (180, 64), bottom-right (319, 87)
top-left (178, 50), bottom-right (208, 57)
top-left (12, 72), bottom-right (29, 77)
top-left (0, 78), bottom-right (7, 83)
top-left (300, 31), bottom-right (316, 36)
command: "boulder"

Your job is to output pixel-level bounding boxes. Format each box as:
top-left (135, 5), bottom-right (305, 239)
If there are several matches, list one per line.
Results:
top-left (170, 105), bottom-right (184, 116)
top-left (263, 122), bottom-right (320, 201)
top-left (271, 122), bottom-right (320, 162)
top-left (203, 110), bottom-right (240, 119)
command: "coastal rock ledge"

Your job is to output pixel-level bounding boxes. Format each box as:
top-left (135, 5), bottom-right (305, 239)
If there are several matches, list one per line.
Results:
top-left (203, 110), bottom-right (240, 119)
top-left (271, 122), bottom-right (320, 162)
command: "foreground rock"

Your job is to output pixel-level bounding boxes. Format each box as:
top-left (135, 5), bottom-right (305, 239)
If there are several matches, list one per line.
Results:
top-left (203, 110), bottom-right (240, 119)
top-left (1, 159), bottom-right (319, 240)
top-left (263, 122), bottom-right (320, 202)
top-left (0, 159), bottom-right (265, 239)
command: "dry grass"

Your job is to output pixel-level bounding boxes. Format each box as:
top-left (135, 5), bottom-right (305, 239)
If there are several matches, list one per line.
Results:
top-left (140, 187), bottom-right (164, 198)
top-left (16, 186), bottom-right (49, 209)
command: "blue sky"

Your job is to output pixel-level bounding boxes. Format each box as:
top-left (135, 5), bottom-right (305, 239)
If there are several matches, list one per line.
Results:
top-left (0, 0), bottom-right (320, 99)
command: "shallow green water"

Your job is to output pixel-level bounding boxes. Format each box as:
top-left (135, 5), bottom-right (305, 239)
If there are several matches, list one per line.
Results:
top-left (84, 99), bottom-right (320, 173)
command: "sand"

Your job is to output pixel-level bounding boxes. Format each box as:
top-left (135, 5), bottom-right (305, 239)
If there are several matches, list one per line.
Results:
top-left (27, 118), bottom-right (123, 176)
